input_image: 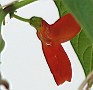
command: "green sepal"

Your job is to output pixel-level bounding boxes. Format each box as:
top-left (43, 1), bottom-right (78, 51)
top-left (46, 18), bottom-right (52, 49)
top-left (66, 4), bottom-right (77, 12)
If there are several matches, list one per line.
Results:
top-left (30, 16), bottom-right (42, 31)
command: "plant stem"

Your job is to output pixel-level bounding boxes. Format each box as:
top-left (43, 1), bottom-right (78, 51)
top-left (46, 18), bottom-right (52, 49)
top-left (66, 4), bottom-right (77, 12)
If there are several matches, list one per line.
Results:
top-left (12, 14), bottom-right (30, 23)
top-left (13, 0), bottom-right (37, 11)
top-left (3, 0), bottom-right (37, 15)
top-left (0, 79), bottom-right (9, 89)
top-left (78, 71), bottom-right (93, 90)
top-left (12, 14), bottom-right (42, 30)
top-left (0, 7), bottom-right (6, 32)
top-left (0, 0), bottom-right (37, 89)
top-left (2, 0), bottom-right (38, 24)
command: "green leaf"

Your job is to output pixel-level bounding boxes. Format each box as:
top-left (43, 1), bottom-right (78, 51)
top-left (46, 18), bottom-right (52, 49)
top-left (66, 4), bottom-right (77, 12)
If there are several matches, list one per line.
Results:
top-left (54, 0), bottom-right (93, 77)
top-left (54, 0), bottom-right (68, 16)
top-left (71, 30), bottom-right (93, 76)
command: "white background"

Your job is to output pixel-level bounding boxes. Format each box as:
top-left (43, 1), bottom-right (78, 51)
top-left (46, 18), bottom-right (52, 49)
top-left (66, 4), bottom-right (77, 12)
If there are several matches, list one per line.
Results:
top-left (0, 0), bottom-right (86, 90)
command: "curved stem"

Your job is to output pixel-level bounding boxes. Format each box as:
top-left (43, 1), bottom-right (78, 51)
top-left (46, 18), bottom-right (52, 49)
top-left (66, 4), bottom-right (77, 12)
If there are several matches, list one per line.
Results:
top-left (78, 71), bottom-right (93, 90)
top-left (12, 14), bottom-right (30, 23)
top-left (0, 7), bottom-right (6, 30)
top-left (0, 79), bottom-right (9, 89)
top-left (12, 14), bottom-right (42, 30)
top-left (13, 0), bottom-right (37, 10)
top-left (3, 0), bottom-right (37, 15)
top-left (0, 1), bottom-right (37, 89)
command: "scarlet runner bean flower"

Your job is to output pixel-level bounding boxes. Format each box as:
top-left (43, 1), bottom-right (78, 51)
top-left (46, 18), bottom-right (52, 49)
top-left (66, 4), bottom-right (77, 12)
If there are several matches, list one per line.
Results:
top-left (30, 13), bottom-right (80, 85)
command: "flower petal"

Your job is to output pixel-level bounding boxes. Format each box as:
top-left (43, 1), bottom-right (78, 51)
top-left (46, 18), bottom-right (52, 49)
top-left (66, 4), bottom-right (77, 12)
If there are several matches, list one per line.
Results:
top-left (47, 13), bottom-right (80, 43)
top-left (42, 43), bottom-right (72, 85)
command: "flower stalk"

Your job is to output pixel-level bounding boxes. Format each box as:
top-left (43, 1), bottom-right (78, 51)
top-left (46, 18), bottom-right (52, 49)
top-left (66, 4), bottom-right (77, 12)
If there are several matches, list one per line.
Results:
top-left (11, 14), bottom-right (30, 23)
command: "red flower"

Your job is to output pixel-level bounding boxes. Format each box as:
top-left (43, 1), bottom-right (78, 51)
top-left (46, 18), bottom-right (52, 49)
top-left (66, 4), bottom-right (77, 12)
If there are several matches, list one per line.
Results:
top-left (36, 13), bottom-right (80, 85)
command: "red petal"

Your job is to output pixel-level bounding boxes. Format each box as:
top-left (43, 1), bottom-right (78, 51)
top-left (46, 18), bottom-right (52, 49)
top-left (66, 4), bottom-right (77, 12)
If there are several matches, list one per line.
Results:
top-left (48, 13), bottom-right (80, 43)
top-left (42, 43), bottom-right (72, 85)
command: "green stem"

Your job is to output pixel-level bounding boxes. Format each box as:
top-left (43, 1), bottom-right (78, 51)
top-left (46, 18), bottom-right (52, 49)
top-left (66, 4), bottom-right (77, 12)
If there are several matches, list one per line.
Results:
top-left (12, 14), bottom-right (42, 31)
top-left (13, 0), bottom-right (37, 10)
top-left (0, 7), bottom-right (6, 32)
top-left (2, 0), bottom-right (38, 23)
top-left (0, 0), bottom-right (37, 87)
top-left (12, 14), bottom-right (30, 23)
top-left (3, 0), bottom-right (37, 15)
top-left (0, 0), bottom-right (37, 52)
top-left (0, 7), bottom-right (5, 52)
